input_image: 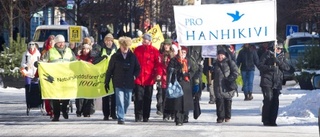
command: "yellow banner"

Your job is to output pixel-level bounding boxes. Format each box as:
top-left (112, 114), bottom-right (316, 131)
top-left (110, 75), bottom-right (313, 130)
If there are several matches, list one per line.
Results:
top-left (38, 59), bottom-right (113, 99)
top-left (130, 24), bottom-right (164, 51)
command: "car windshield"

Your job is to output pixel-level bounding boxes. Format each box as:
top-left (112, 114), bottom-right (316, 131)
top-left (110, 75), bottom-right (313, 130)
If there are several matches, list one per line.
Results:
top-left (34, 29), bottom-right (68, 42)
top-left (288, 37), bottom-right (318, 47)
top-left (288, 46), bottom-right (305, 59)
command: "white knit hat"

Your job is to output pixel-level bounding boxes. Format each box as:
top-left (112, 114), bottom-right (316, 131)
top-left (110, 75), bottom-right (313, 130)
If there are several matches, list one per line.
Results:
top-left (54, 34), bottom-right (65, 43)
top-left (82, 44), bottom-right (92, 50)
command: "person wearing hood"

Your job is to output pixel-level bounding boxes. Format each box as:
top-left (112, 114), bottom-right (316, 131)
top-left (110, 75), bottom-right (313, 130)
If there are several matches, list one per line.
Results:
top-left (42, 34), bottom-right (76, 121)
top-left (104, 36), bottom-right (140, 124)
top-left (258, 43), bottom-right (290, 126)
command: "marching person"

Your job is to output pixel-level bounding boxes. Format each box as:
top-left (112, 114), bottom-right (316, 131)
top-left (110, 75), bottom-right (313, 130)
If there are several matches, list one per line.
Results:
top-left (236, 43), bottom-right (259, 101)
top-left (99, 33), bottom-right (118, 120)
top-left (105, 36), bottom-right (140, 124)
top-left (258, 43), bottom-right (290, 126)
top-left (42, 34), bottom-right (76, 121)
top-left (75, 44), bottom-right (94, 117)
top-left (158, 39), bottom-right (176, 120)
top-left (213, 50), bottom-right (239, 123)
top-left (133, 33), bottom-right (162, 122)
top-left (165, 46), bottom-right (194, 126)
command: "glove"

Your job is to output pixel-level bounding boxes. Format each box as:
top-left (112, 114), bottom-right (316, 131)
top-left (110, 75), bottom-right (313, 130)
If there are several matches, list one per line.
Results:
top-left (104, 84), bottom-right (109, 93)
top-left (34, 61), bottom-right (39, 68)
top-left (265, 57), bottom-right (276, 65)
top-left (268, 65), bottom-right (277, 71)
top-left (193, 85), bottom-right (200, 94)
top-left (102, 55), bottom-right (108, 59)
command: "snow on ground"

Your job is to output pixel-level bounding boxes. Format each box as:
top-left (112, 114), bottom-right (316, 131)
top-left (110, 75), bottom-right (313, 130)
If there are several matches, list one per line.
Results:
top-left (279, 89), bottom-right (320, 118)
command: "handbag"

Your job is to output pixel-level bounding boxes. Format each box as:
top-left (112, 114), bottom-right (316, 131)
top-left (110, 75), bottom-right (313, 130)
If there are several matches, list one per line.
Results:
top-left (218, 60), bottom-right (238, 92)
top-left (166, 68), bottom-right (184, 98)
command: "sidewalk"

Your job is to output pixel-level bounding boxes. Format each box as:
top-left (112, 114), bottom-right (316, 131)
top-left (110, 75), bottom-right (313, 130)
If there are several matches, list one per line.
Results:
top-left (0, 87), bottom-right (318, 137)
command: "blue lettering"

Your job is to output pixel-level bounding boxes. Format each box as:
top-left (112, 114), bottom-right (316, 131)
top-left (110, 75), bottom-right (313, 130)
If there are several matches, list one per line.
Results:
top-left (248, 28), bottom-right (251, 38)
top-left (185, 18), bottom-right (203, 26)
top-left (238, 29), bottom-right (245, 38)
top-left (232, 29), bottom-right (236, 39)
top-left (209, 31), bottom-right (218, 39)
top-left (221, 29), bottom-right (230, 39)
top-left (254, 27), bottom-right (262, 36)
top-left (264, 26), bottom-right (267, 36)
top-left (186, 31), bottom-right (195, 40)
top-left (199, 31), bottom-right (206, 40)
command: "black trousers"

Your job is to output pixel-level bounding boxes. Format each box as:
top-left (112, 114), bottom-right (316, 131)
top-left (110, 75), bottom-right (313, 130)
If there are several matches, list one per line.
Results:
top-left (102, 94), bottom-right (116, 118)
top-left (175, 111), bottom-right (189, 124)
top-left (134, 85), bottom-right (153, 120)
top-left (76, 99), bottom-right (94, 116)
top-left (52, 99), bottom-right (69, 118)
top-left (215, 98), bottom-right (232, 120)
top-left (156, 87), bottom-right (165, 113)
top-left (261, 87), bottom-right (280, 124)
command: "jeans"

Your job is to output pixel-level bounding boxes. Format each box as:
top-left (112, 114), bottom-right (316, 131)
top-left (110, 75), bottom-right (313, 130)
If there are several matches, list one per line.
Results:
top-left (241, 70), bottom-right (255, 94)
top-left (115, 87), bottom-right (133, 122)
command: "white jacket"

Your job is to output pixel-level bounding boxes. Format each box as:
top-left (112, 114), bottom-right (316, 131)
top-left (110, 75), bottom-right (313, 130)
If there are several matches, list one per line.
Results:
top-left (20, 49), bottom-right (41, 78)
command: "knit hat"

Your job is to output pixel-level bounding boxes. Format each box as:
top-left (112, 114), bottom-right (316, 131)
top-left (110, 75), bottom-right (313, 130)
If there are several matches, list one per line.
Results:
top-left (83, 37), bottom-right (91, 44)
top-left (104, 33), bottom-right (114, 40)
top-left (217, 50), bottom-right (226, 55)
top-left (82, 44), bottom-right (92, 50)
top-left (276, 43), bottom-right (284, 48)
top-left (89, 36), bottom-right (95, 44)
top-left (27, 41), bottom-right (36, 49)
top-left (142, 33), bottom-right (152, 41)
top-left (54, 34), bottom-right (65, 43)
top-left (181, 46), bottom-right (188, 52)
top-left (163, 39), bottom-right (172, 45)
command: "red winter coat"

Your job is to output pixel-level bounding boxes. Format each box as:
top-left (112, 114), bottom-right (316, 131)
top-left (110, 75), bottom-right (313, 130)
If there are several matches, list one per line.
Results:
top-left (77, 54), bottom-right (93, 63)
top-left (134, 44), bottom-right (162, 86)
top-left (159, 53), bottom-right (174, 88)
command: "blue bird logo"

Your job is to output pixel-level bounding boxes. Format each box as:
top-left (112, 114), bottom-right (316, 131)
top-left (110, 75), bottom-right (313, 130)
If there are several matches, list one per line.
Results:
top-left (227, 10), bottom-right (244, 22)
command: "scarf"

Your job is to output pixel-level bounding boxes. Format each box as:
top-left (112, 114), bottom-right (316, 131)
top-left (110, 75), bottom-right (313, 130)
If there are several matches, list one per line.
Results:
top-left (177, 57), bottom-right (189, 82)
top-left (28, 48), bottom-right (37, 55)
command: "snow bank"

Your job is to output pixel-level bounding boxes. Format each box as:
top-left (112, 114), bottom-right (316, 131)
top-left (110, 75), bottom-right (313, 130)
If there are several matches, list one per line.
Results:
top-left (279, 90), bottom-right (320, 118)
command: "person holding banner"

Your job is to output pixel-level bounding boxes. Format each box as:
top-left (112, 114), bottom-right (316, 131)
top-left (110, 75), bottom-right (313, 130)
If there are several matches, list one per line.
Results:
top-left (236, 43), bottom-right (259, 101)
top-left (42, 34), bottom-right (76, 121)
top-left (258, 43), bottom-right (290, 126)
top-left (133, 33), bottom-right (162, 122)
top-left (75, 44), bottom-right (94, 117)
top-left (99, 33), bottom-right (118, 120)
top-left (105, 36), bottom-right (140, 124)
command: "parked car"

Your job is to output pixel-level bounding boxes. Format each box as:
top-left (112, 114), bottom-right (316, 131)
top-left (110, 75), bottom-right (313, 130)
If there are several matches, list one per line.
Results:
top-left (33, 25), bottom-right (90, 50)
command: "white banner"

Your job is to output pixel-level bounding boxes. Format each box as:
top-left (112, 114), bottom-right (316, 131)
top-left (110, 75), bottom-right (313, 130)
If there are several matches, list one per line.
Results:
top-left (174, 0), bottom-right (277, 46)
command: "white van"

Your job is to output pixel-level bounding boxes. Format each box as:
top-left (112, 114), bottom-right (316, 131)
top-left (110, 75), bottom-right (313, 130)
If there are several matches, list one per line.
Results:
top-left (33, 25), bottom-right (90, 49)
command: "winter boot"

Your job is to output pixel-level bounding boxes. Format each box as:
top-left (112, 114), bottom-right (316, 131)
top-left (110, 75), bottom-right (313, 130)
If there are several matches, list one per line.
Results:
top-left (244, 94), bottom-right (249, 101)
top-left (248, 92), bottom-right (253, 100)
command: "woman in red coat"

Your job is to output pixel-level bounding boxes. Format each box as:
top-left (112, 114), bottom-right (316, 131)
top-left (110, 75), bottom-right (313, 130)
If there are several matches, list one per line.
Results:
top-left (133, 33), bottom-right (162, 122)
top-left (157, 39), bottom-right (175, 120)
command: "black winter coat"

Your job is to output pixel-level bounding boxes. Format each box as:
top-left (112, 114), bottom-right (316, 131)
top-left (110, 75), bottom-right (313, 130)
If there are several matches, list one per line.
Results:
top-left (258, 51), bottom-right (290, 89)
top-left (236, 46), bottom-right (259, 71)
top-left (105, 49), bottom-right (140, 89)
top-left (164, 57), bottom-right (194, 111)
top-left (213, 58), bottom-right (239, 99)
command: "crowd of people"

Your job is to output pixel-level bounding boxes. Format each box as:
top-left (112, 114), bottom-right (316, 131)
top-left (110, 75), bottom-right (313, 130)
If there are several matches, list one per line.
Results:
top-left (20, 31), bottom-right (290, 126)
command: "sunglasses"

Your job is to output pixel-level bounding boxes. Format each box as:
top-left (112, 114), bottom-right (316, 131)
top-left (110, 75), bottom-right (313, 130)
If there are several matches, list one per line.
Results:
top-left (29, 43), bottom-right (35, 46)
top-left (277, 47), bottom-right (283, 50)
